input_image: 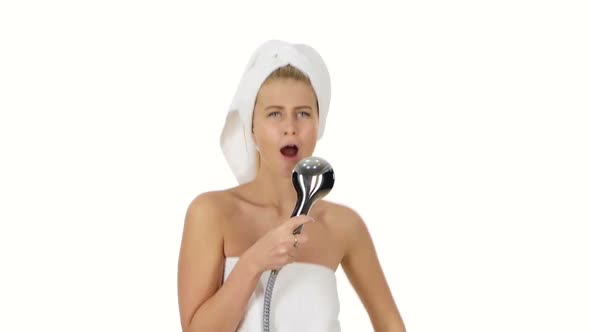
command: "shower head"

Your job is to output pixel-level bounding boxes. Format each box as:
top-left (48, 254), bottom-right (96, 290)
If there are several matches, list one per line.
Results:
top-left (291, 156), bottom-right (335, 234)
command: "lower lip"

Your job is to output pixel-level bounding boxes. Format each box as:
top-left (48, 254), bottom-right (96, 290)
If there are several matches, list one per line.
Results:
top-left (281, 151), bottom-right (299, 160)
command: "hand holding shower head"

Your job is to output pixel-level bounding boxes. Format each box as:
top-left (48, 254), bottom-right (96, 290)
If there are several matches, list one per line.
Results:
top-left (263, 156), bottom-right (335, 332)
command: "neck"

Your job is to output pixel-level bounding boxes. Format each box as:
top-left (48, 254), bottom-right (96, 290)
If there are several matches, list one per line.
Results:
top-left (248, 166), bottom-right (297, 218)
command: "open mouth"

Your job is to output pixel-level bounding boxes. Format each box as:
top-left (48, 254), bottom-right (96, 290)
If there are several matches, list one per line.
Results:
top-left (280, 144), bottom-right (299, 157)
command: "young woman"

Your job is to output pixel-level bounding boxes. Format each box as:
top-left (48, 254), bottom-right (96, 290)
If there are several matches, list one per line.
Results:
top-left (177, 40), bottom-right (405, 332)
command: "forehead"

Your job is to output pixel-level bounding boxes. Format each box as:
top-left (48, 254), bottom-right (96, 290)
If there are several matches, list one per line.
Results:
top-left (255, 79), bottom-right (317, 107)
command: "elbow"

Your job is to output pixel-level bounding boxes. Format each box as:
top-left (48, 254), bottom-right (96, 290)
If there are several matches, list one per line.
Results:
top-left (181, 313), bottom-right (210, 332)
top-left (182, 305), bottom-right (237, 332)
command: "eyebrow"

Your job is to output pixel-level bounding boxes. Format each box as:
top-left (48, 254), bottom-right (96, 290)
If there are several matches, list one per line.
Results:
top-left (264, 105), bottom-right (313, 111)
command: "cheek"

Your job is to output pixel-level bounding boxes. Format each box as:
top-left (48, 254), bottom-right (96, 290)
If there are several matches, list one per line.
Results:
top-left (255, 125), bottom-right (281, 145)
top-left (303, 122), bottom-right (319, 137)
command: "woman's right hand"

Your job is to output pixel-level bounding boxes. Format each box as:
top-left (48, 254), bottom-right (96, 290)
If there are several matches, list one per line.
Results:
top-left (242, 215), bottom-right (314, 273)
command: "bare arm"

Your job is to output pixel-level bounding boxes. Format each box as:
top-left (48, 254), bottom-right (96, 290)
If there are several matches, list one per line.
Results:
top-left (341, 208), bottom-right (406, 332)
top-left (177, 193), bottom-right (261, 332)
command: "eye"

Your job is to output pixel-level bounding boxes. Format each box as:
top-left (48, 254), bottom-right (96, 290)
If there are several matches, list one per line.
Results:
top-left (298, 111), bottom-right (311, 118)
top-left (268, 111), bottom-right (280, 118)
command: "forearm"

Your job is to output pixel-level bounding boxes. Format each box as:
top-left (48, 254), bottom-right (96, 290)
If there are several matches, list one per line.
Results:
top-left (370, 308), bottom-right (406, 332)
top-left (382, 322), bottom-right (406, 332)
top-left (186, 257), bottom-right (261, 332)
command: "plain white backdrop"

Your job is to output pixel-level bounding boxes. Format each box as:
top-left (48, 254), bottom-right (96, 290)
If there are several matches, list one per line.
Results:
top-left (1, 0), bottom-right (589, 331)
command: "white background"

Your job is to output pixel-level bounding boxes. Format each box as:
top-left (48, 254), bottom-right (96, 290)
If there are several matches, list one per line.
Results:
top-left (1, 1), bottom-right (589, 331)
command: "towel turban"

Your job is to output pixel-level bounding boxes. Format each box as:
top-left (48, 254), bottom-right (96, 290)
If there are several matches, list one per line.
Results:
top-left (219, 39), bottom-right (331, 184)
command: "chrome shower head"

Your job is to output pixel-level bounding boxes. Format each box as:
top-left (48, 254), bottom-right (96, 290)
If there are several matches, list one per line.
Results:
top-left (291, 156), bottom-right (335, 234)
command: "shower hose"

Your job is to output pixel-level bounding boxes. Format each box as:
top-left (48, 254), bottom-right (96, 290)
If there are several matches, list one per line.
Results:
top-left (262, 223), bottom-right (304, 332)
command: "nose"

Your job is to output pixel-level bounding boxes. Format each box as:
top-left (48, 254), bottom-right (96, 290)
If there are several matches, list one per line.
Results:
top-left (283, 118), bottom-right (297, 136)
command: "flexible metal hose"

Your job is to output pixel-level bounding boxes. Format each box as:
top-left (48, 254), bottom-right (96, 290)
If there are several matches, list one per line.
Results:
top-left (262, 269), bottom-right (278, 332)
top-left (262, 224), bottom-right (304, 332)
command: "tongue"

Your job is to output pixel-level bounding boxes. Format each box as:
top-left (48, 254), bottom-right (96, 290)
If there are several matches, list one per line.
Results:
top-left (281, 146), bottom-right (298, 157)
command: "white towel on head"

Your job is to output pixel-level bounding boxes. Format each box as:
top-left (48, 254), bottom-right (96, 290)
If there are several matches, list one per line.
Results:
top-left (220, 39), bottom-right (331, 184)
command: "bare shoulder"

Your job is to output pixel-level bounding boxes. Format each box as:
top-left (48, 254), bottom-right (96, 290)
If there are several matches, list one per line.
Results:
top-left (180, 190), bottom-right (232, 253)
top-left (321, 199), bottom-right (365, 228)
top-left (188, 189), bottom-right (230, 210)
top-left (319, 199), bottom-right (368, 254)
top-left (179, 189), bottom-right (239, 257)
top-left (185, 189), bottom-right (238, 223)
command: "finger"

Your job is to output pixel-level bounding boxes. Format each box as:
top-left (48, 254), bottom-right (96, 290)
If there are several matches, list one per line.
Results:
top-left (296, 232), bottom-right (309, 244)
top-left (283, 233), bottom-right (300, 248)
top-left (278, 246), bottom-right (289, 256)
top-left (287, 251), bottom-right (296, 262)
top-left (290, 214), bottom-right (315, 225)
top-left (289, 233), bottom-right (307, 248)
top-left (289, 215), bottom-right (315, 232)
